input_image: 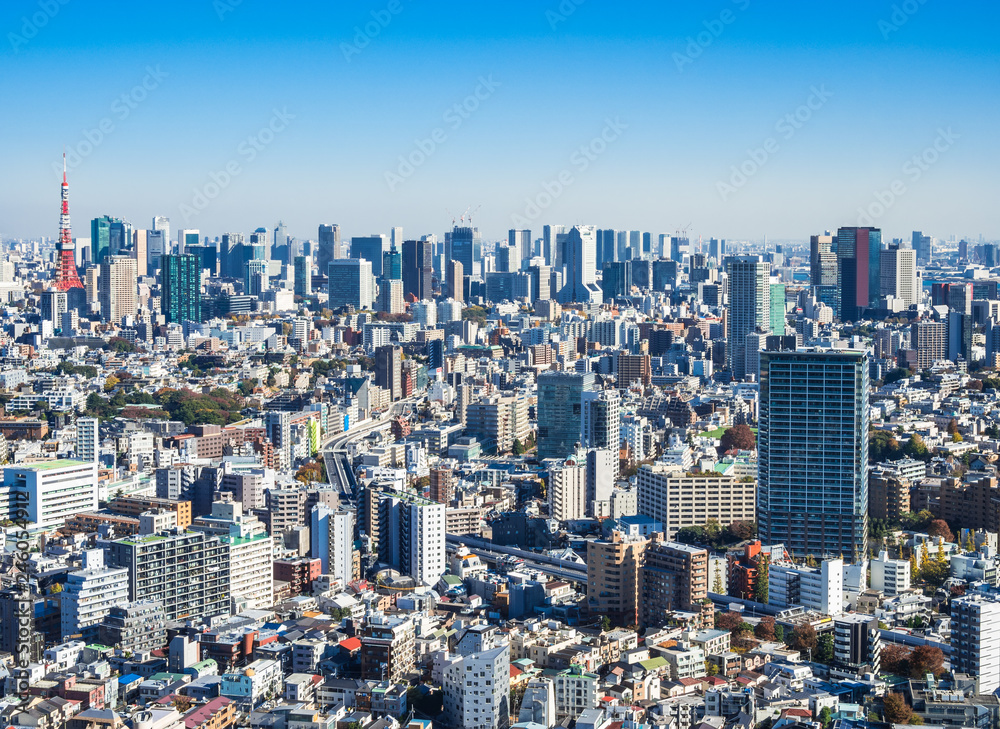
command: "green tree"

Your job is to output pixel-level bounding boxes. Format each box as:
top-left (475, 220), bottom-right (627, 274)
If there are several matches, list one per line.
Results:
top-left (774, 624), bottom-right (785, 643)
top-left (869, 429), bottom-right (902, 463)
top-left (818, 707), bottom-right (833, 728)
top-left (903, 433), bottom-right (930, 461)
top-left (816, 633), bottom-right (834, 663)
top-left (753, 555), bottom-right (770, 604)
top-left (512, 438), bottom-right (524, 456)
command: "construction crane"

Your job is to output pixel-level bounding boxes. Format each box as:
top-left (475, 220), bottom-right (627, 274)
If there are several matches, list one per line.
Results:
top-left (467, 204), bottom-right (482, 225)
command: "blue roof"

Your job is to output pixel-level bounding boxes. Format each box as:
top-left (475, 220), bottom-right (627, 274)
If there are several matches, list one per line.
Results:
top-left (119, 674), bottom-right (144, 684)
top-left (620, 514), bottom-right (661, 525)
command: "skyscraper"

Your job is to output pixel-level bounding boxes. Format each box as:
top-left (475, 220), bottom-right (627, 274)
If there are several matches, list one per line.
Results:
top-left (542, 224), bottom-right (568, 268)
top-left (581, 389), bottom-right (620, 452)
top-left (99, 255), bottom-right (137, 324)
top-left (178, 229), bottom-right (201, 255)
top-left (837, 226), bottom-right (882, 321)
top-left (758, 349), bottom-right (870, 560)
top-left (449, 226), bottom-right (482, 280)
top-left (561, 225), bottom-right (600, 304)
top-left (912, 230), bottom-right (932, 264)
top-left (508, 229), bottom-right (531, 270)
top-left (245, 258), bottom-right (268, 297)
top-left (382, 243), bottom-right (402, 281)
top-left (402, 239), bottom-right (433, 300)
top-left (317, 223), bottom-right (341, 272)
top-left (328, 259), bottom-right (373, 310)
top-left (537, 371), bottom-right (595, 460)
top-left (91, 216), bottom-right (130, 266)
top-left (132, 229), bottom-right (148, 278)
top-left (446, 259), bottom-right (464, 302)
top-left (951, 595), bottom-right (1000, 694)
top-left (375, 345), bottom-right (402, 401)
top-left (162, 254), bottom-right (202, 324)
top-left (351, 234), bottom-right (389, 278)
top-left (602, 261), bottom-right (632, 301)
top-left (220, 232), bottom-right (245, 278)
top-left (724, 255), bottom-right (770, 379)
top-left (880, 245), bottom-right (918, 309)
top-left (294, 255), bottom-right (312, 297)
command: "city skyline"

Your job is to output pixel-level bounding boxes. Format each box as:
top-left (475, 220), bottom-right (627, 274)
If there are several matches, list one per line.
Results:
top-left (2, 1), bottom-right (999, 241)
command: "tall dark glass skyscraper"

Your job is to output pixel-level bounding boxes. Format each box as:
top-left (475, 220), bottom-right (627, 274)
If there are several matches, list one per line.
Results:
top-left (161, 254), bottom-right (202, 323)
top-left (758, 349), bottom-right (869, 561)
top-left (836, 226), bottom-right (882, 321)
top-left (536, 371), bottom-right (595, 460)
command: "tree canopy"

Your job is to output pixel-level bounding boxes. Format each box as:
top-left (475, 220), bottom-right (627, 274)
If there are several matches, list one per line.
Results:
top-left (719, 424), bottom-right (756, 453)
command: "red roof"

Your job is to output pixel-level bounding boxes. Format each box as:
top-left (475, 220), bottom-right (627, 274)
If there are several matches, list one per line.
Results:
top-left (339, 637), bottom-right (362, 652)
top-left (510, 665), bottom-right (523, 678)
top-left (782, 709), bottom-right (812, 718)
top-left (679, 677), bottom-right (702, 686)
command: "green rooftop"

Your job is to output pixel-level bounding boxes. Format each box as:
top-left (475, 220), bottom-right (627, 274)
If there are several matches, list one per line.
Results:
top-left (12, 459), bottom-right (91, 471)
top-left (638, 656), bottom-right (668, 672)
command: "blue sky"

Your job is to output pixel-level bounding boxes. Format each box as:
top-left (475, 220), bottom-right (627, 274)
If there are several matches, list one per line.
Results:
top-left (2, 0), bottom-right (998, 243)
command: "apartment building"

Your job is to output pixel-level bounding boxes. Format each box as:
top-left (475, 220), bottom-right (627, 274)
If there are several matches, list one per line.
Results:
top-left (637, 464), bottom-right (756, 538)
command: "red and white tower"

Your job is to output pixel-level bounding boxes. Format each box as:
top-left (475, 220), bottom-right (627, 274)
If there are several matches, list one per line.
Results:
top-left (53, 153), bottom-right (85, 292)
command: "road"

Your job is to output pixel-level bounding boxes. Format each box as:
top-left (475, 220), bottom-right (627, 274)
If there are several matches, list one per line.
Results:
top-left (320, 396), bottom-right (423, 498)
top-left (445, 534), bottom-right (589, 585)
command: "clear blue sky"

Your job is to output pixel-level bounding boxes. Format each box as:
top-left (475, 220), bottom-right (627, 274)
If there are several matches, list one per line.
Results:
top-left (2, 0), bottom-right (998, 243)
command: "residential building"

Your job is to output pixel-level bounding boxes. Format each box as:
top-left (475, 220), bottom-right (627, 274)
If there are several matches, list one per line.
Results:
top-left (640, 536), bottom-right (709, 629)
top-left (361, 613), bottom-right (415, 684)
top-left (636, 465), bottom-right (756, 539)
top-left (311, 506), bottom-right (354, 587)
top-left (870, 551), bottom-right (910, 597)
top-left (4, 459), bottom-right (98, 531)
top-left (587, 531), bottom-right (647, 626)
top-left (465, 394), bottom-right (529, 453)
top-left (99, 255), bottom-right (137, 324)
top-left (60, 549), bottom-right (129, 641)
top-left (724, 255), bottom-right (770, 379)
top-left (951, 595), bottom-right (1000, 694)
top-left (758, 349), bottom-right (870, 560)
top-left (109, 529), bottom-right (230, 622)
top-left (548, 456), bottom-right (587, 522)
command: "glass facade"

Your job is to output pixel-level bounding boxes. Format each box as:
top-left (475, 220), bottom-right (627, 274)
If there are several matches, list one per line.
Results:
top-left (536, 371), bottom-right (595, 460)
top-left (162, 254), bottom-right (202, 323)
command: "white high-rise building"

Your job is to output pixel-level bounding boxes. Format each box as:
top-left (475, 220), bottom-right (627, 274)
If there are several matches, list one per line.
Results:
top-left (508, 229), bottom-right (531, 271)
top-left (442, 626), bottom-right (510, 729)
top-left (562, 225), bottom-right (600, 304)
top-left (60, 549), bottom-right (129, 640)
top-left (4, 460), bottom-right (98, 530)
top-left (548, 457), bottom-right (587, 522)
top-left (769, 558), bottom-right (844, 616)
top-left (218, 503), bottom-right (273, 612)
top-left (870, 550), bottom-right (910, 596)
top-left (880, 245), bottom-right (918, 308)
top-left (99, 255), bottom-right (137, 325)
top-left (76, 417), bottom-right (99, 464)
top-left (152, 216), bottom-right (170, 248)
top-left (724, 255), bottom-right (770, 379)
top-left (952, 595), bottom-right (1000, 694)
top-left (311, 506), bottom-right (354, 588)
top-left (379, 491), bottom-right (446, 586)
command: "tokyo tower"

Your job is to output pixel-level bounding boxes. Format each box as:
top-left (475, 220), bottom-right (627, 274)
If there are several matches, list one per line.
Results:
top-left (53, 153), bottom-right (85, 292)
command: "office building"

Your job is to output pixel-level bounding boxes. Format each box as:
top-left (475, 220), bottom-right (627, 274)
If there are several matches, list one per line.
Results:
top-left (378, 278), bottom-right (404, 314)
top-left (351, 235), bottom-right (389, 278)
top-left (561, 225), bottom-right (601, 304)
top-left (375, 345), bottom-right (402, 401)
top-left (76, 417), bottom-right (99, 464)
top-left (880, 244), bottom-right (918, 308)
top-left (161, 253), bottom-right (201, 324)
top-left (245, 258), bottom-right (268, 297)
top-left (602, 261), bottom-right (632, 301)
top-left (536, 371), bottom-right (595, 460)
top-left (951, 595), bottom-right (1000, 694)
top-left (132, 229), bottom-right (148, 278)
top-left (449, 226), bottom-right (482, 280)
top-left (640, 536), bottom-right (709, 629)
top-left (810, 233), bottom-right (838, 287)
top-left (637, 464), bottom-right (757, 539)
top-left (913, 230), bottom-right (932, 263)
top-left (60, 549), bottom-right (129, 641)
top-left (758, 349), bottom-right (869, 560)
top-left (109, 529), bottom-right (230, 622)
top-left (91, 216), bottom-right (131, 265)
top-left (587, 531), bottom-right (647, 627)
top-left (294, 255), bottom-right (312, 297)
top-left (725, 256), bottom-right (770, 379)
top-left (402, 239), bottom-right (433, 301)
top-left (317, 224), bottom-right (341, 272)
top-left (328, 259), bottom-right (373, 310)
top-left (770, 283), bottom-right (786, 334)
top-left (310, 506), bottom-right (354, 587)
top-left (99, 255), bottom-right (137, 324)
top-left (382, 243), bottom-right (402, 281)
top-left (178, 228), bottom-right (201, 254)
top-left (4, 460), bottom-right (98, 531)
top-left (837, 226), bottom-right (882, 320)
top-left (446, 259), bottom-right (464, 302)
top-left (508, 229), bottom-right (531, 270)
